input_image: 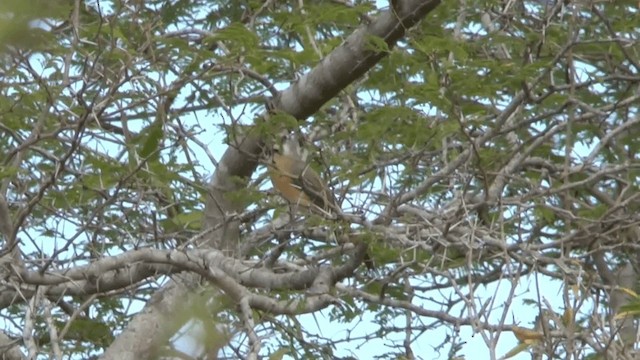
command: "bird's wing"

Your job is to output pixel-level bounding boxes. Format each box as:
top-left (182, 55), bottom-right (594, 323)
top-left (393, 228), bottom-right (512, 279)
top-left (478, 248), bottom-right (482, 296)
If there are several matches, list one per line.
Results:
top-left (269, 153), bottom-right (337, 216)
top-left (299, 165), bottom-right (336, 211)
top-left (289, 160), bottom-right (337, 215)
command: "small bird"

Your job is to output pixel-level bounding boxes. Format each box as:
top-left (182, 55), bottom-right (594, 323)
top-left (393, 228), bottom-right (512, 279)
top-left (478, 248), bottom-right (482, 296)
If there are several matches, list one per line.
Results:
top-left (267, 134), bottom-right (337, 218)
top-left (266, 133), bottom-right (374, 270)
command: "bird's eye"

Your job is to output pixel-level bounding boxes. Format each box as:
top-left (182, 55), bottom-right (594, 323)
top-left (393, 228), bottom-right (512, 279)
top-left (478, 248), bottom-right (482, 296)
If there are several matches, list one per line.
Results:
top-left (279, 133), bottom-right (289, 143)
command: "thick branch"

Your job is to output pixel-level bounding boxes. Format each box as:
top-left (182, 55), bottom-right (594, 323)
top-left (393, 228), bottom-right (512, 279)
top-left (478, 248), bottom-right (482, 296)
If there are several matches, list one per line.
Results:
top-left (0, 330), bottom-right (24, 360)
top-left (102, 1), bottom-right (441, 359)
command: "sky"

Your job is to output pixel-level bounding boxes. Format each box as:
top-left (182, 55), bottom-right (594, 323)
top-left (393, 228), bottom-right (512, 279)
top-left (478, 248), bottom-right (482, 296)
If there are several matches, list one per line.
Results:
top-left (2, 0), bottom-right (606, 359)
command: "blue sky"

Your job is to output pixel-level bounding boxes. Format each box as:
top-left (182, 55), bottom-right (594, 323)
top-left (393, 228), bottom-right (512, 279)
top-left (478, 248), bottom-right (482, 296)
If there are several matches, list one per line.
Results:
top-left (3, 0), bottom-right (608, 358)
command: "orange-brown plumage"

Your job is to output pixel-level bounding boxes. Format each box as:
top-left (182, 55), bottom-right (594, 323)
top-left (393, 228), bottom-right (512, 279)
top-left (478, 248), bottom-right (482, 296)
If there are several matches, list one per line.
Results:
top-left (269, 153), bottom-right (336, 216)
top-left (267, 138), bottom-right (336, 217)
top-left (267, 135), bottom-right (374, 270)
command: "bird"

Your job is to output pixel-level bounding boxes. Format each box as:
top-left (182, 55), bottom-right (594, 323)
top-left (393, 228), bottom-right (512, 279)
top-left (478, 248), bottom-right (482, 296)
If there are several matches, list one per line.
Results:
top-left (266, 133), bottom-right (374, 270)
top-left (267, 134), bottom-right (337, 218)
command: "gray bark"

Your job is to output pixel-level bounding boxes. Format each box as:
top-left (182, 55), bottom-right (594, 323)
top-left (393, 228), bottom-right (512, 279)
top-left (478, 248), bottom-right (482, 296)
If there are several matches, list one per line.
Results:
top-left (100, 0), bottom-right (442, 359)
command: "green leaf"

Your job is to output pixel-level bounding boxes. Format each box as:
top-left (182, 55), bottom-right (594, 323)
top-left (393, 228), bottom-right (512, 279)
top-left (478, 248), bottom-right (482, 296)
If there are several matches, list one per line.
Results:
top-left (168, 211), bottom-right (203, 231)
top-left (364, 35), bottom-right (390, 53)
top-left (138, 121), bottom-right (165, 159)
top-left (212, 22), bottom-right (260, 49)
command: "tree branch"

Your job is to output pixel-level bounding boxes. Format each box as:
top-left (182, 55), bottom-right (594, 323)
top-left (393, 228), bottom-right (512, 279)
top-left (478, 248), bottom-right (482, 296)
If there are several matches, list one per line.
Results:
top-left (102, 1), bottom-right (442, 359)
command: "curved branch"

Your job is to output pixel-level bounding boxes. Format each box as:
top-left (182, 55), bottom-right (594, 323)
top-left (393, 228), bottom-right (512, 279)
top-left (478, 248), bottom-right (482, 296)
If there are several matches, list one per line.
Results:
top-left (104, 1), bottom-right (442, 359)
top-left (0, 330), bottom-right (24, 360)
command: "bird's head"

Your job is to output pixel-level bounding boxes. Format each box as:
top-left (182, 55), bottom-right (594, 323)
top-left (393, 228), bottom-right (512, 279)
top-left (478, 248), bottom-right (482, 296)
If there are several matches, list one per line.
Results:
top-left (273, 132), bottom-right (308, 161)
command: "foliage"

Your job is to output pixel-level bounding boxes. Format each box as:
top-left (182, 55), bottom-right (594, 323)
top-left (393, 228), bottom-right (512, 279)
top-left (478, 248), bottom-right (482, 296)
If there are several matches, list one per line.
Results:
top-left (0, 0), bottom-right (639, 359)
